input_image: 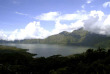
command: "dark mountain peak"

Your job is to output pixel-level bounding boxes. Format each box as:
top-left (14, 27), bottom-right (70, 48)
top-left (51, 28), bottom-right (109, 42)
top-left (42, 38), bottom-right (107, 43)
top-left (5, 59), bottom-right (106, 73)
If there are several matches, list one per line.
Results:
top-left (77, 27), bottom-right (84, 31)
top-left (59, 31), bottom-right (69, 35)
top-left (59, 28), bottom-right (86, 36)
top-left (73, 28), bottom-right (85, 32)
top-left (71, 28), bottom-right (88, 37)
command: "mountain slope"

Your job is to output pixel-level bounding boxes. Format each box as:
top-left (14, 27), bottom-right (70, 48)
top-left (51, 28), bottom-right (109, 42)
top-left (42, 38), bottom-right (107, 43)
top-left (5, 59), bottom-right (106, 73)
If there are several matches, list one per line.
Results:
top-left (42, 28), bottom-right (110, 47)
top-left (1, 28), bottom-right (110, 47)
top-left (44, 28), bottom-right (88, 44)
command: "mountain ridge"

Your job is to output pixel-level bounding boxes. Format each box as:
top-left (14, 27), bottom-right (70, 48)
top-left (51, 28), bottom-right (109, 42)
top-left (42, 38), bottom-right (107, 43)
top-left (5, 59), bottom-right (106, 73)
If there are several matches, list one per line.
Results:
top-left (0, 28), bottom-right (110, 48)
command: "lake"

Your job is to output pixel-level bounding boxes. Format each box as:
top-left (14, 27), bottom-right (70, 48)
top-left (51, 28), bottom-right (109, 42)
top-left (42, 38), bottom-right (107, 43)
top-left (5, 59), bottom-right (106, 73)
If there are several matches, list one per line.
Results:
top-left (1, 44), bottom-right (91, 57)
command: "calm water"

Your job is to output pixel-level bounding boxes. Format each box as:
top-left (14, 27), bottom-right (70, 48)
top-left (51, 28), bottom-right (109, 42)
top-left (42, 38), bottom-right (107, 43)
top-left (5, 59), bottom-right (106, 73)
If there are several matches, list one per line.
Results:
top-left (1, 44), bottom-right (91, 57)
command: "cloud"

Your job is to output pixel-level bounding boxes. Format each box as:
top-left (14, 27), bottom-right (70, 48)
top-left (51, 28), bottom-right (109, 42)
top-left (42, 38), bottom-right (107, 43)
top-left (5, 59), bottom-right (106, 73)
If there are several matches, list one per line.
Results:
top-left (7, 19), bottom-right (85, 40)
top-left (16, 12), bottom-right (28, 16)
top-left (51, 20), bottom-right (84, 35)
top-left (36, 12), bottom-right (60, 21)
top-left (36, 11), bottom-right (87, 21)
top-left (8, 21), bottom-right (50, 40)
top-left (69, 20), bottom-right (84, 31)
top-left (86, 0), bottom-right (93, 4)
top-left (57, 14), bottom-right (80, 21)
top-left (0, 31), bottom-right (7, 40)
top-left (83, 10), bottom-right (110, 35)
top-left (51, 21), bottom-right (69, 35)
top-left (81, 4), bottom-right (85, 9)
top-left (1, 10), bottom-right (110, 40)
top-left (89, 10), bottom-right (104, 21)
top-left (103, 1), bottom-right (110, 8)
top-left (15, 12), bottom-right (33, 19)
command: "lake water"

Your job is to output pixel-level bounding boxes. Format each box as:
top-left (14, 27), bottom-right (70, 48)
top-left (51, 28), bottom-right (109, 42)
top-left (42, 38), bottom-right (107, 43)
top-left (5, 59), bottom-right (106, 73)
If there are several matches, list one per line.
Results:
top-left (1, 44), bottom-right (91, 57)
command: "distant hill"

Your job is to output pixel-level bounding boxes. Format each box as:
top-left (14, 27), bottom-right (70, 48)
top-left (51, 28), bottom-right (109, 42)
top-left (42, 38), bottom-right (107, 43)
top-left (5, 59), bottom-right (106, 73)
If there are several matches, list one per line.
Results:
top-left (43, 28), bottom-right (88, 44)
top-left (0, 28), bottom-right (110, 48)
top-left (43, 28), bottom-right (110, 47)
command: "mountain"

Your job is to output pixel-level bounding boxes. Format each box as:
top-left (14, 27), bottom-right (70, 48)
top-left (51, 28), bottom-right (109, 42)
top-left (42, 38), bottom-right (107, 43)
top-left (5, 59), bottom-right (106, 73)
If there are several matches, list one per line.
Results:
top-left (1, 28), bottom-right (110, 48)
top-left (43, 28), bottom-right (110, 47)
top-left (43, 28), bottom-right (88, 44)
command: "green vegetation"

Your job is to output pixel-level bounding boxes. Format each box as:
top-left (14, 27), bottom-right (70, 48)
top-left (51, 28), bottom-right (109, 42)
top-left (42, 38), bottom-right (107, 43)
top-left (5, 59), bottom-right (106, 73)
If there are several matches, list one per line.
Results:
top-left (0, 45), bottom-right (110, 74)
top-left (11, 28), bottom-right (110, 48)
top-left (0, 28), bottom-right (110, 48)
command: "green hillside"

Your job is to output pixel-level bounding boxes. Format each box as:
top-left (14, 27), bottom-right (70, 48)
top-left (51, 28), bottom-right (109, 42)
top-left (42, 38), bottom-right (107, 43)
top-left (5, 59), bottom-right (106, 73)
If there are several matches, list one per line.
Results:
top-left (1, 28), bottom-right (110, 48)
top-left (42, 28), bottom-right (110, 48)
top-left (44, 28), bottom-right (88, 44)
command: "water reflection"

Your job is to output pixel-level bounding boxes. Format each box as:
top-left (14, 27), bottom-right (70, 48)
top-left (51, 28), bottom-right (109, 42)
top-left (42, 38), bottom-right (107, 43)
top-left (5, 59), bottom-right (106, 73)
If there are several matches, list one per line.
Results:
top-left (1, 44), bottom-right (90, 57)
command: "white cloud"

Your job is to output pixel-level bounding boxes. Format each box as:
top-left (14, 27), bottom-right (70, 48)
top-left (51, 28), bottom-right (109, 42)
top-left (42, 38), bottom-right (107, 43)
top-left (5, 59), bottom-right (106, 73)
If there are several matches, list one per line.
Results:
top-left (51, 10), bottom-right (110, 36)
top-left (0, 31), bottom-right (7, 40)
top-left (76, 10), bottom-right (86, 13)
top-left (7, 20), bottom-right (84, 40)
top-left (86, 0), bottom-right (93, 4)
top-left (83, 10), bottom-right (110, 35)
top-left (89, 10), bottom-right (104, 21)
top-left (51, 21), bottom-right (69, 35)
top-left (16, 12), bottom-right (28, 16)
top-left (103, 1), bottom-right (110, 8)
top-left (70, 20), bottom-right (84, 31)
top-left (81, 4), bottom-right (85, 9)
top-left (51, 20), bottom-right (84, 35)
top-left (15, 12), bottom-right (34, 19)
top-left (104, 15), bottom-right (110, 26)
top-left (36, 12), bottom-right (60, 21)
top-left (1, 10), bottom-right (110, 40)
top-left (36, 11), bottom-right (87, 21)
top-left (57, 14), bottom-right (79, 21)
top-left (8, 21), bottom-right (50, 40)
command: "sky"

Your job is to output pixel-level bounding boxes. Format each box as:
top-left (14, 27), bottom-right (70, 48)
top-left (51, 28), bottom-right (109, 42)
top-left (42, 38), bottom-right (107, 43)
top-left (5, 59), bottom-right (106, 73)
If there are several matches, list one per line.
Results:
top-left (0, 0), bottom-right (110, 40)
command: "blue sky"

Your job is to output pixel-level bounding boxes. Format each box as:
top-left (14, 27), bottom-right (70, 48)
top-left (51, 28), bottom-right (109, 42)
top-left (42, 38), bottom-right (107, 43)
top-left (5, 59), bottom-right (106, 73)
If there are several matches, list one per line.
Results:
top-left (0, 0), bottom-right (110, 40)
